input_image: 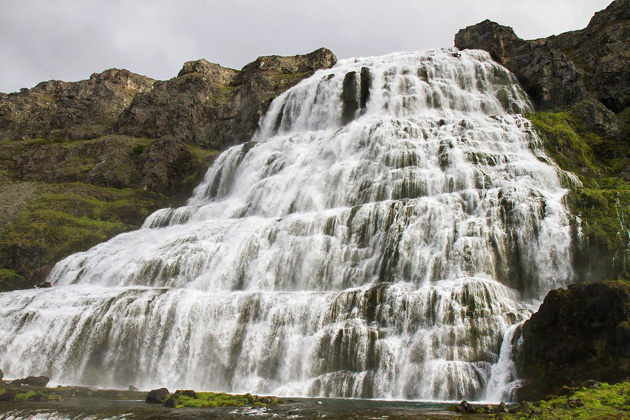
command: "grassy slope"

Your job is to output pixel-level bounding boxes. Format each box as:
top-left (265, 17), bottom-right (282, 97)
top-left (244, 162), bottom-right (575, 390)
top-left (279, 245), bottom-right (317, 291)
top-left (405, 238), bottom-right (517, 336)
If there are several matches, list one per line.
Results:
top-left (0, 137), bottom-right (217, 290)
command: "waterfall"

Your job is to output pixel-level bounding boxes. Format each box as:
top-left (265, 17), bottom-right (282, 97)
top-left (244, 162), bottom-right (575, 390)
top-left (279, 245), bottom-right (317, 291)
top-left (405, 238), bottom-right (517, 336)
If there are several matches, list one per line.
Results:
top-left (0, 49), bottom-right (574, 401)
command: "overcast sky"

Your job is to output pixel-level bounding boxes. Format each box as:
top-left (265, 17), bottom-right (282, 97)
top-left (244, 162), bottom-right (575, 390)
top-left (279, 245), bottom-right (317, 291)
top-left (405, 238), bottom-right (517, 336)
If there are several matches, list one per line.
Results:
top-left (0, 0), bottom-right (613, 94)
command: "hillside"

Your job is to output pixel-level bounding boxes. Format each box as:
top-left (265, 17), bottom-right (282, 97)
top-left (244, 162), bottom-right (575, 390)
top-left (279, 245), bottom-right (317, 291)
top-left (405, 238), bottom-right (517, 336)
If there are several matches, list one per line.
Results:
top-left (0, 48), bottom-right (337, 290)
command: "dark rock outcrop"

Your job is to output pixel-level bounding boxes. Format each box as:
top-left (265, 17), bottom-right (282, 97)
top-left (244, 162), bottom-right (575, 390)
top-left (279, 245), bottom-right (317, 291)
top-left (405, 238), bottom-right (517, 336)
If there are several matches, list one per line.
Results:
top-left (455, 0), bottom-right (630, 112)
top-left (9, 376), bottom-right (50, 387)
top-left (341, 72), bottom-right (359, 125)
top-left (145, 387), bottom-right (169, 404)
top-left (516, 280), bottom-right (630, 400)
top-left (0, 367), bottom-right (3, 381)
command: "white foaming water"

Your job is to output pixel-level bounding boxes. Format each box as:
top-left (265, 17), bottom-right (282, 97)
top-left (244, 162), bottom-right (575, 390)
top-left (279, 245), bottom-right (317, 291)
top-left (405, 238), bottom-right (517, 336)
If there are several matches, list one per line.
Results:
top-left (0, 49), bottom-right (575, 401)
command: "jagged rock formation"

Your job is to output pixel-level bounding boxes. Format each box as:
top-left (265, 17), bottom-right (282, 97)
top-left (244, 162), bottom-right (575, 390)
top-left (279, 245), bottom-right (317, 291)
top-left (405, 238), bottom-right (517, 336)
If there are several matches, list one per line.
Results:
top-left (1, 48), bottom-right (336, 149)
top-left (0, 48), bottom-right (337, 291)
top-left (0, 69), bottom-right (156, 141)
top-left (455, 0), bottom-right (630, 112)
top-left (516, 281), bottom-right (630, 400)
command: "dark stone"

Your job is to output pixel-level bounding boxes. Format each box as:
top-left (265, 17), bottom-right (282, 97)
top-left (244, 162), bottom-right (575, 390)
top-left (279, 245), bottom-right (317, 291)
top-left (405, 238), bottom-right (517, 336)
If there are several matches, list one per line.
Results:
top-left (495, 401), bottom-right (509, 413)
top-left (163, 395), bottom-right (178, 408)
top-left (10, 376), bottom-right (49, 387)
top-left (36, 282), bottom-right (52, 288)
top-left (341, 72), bottom-right (359, 125)
top-left (516, 280), bottom-right (630, 400)
top-left (29, 392), bottom-right (47, 402)
top-left (455, 0), bottom-right (630, 112)
top-left (145, 387), bottom-right (169, 404)
top-left (455, 400), bottom-right (475, 413)
top-left (0, 367), bottom-right (3, 381)
top-left (259, 396), bottom-right (276, 404)
top-left (128, 385), bottom-right (139, 391)
top-left (0, 389), bottom-right (16, 402)
top-left (359, 67), bottom-right (372, 110)
top-left (582, 380), bottom-right (601, 389)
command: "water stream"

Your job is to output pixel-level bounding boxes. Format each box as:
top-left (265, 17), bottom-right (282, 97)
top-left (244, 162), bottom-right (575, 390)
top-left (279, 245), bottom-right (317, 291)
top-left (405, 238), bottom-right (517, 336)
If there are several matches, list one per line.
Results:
top-left (0, 49), bottom-right (575, 402)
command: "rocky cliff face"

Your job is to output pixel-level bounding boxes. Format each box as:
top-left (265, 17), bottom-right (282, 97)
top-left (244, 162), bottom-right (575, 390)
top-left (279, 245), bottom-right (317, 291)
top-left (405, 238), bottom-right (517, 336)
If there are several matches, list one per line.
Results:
top-left (0, 48), bottom-right (337, 290)
top-left (0, 69), bottom-right (156, 141)
top-left (1, 48), bottom-right (337, 149)
top-left (455, 0), bottom-right (630, 112)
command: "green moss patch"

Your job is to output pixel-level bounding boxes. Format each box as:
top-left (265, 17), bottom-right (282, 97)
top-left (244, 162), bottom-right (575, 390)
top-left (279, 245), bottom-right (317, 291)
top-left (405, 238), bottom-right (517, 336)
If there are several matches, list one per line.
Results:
top-left (0, 182), bottom-right (165, 289)
top-left (172, 391), bottom-right (281, 409)
top-left (508, 382), bottom-right (630, 419)
top-left (527, 107), bottom-right (630, 281)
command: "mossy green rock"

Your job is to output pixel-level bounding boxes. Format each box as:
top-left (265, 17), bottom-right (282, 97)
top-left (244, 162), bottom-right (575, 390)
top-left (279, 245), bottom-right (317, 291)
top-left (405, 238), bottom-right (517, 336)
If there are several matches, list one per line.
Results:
top-left (507, 382), bottom-right (630, 419)
top-left (527, 101), bottom-right (630, 282)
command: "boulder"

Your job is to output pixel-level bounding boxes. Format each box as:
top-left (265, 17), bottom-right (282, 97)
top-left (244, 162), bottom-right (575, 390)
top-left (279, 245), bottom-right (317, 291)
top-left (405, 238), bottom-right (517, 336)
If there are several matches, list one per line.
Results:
top-left (0, 389), bottom-right (15, 402)
top-left (145, 387), bottom-right (169, 404)
top-left (516, 280), bottom-right (630, 400)
top-left (28, 392), bottom-right (48, 402)
top-left (9, 376), bottom-right (49, 387)
top-left (455, 400), bottom-right (475, 413)
top-left (128, 385), bottom-right (139, 391)
top-left (163, 395), bottom-right (178, 408)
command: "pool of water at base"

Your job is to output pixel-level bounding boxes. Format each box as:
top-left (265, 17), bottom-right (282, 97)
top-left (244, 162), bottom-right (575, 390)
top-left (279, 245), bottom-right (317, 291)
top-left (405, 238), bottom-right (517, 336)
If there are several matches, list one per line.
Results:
top-left (0, 397), bottom-right (476, 419)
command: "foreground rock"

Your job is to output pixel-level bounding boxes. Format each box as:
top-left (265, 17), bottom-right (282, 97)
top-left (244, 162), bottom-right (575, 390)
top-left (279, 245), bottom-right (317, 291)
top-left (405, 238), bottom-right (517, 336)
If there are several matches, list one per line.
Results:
top-left (9, 376), bottom-right (49, 387)
top-left (145, 387), bottom-right (169, 404)
top-left (516, 280), bottom-right (630, 400)
top-left (455, 0), bottom-right (630, 112)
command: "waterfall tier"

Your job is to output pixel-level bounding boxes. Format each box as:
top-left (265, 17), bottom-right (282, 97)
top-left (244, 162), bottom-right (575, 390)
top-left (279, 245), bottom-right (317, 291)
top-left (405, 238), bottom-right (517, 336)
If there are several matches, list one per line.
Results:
top-left (0, 49), bottom-right (574, 401)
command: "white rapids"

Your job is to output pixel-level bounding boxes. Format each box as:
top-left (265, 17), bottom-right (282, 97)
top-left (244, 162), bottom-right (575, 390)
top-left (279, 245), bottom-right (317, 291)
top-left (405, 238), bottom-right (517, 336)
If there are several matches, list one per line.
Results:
top-left (0, 49), bottom-right (575, 401)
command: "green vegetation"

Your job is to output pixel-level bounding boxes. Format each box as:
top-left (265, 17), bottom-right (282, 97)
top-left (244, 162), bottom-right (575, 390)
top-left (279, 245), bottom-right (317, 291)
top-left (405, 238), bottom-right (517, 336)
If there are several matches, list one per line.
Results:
top-left (0, 183), bottom-right (165, 289)
top-left (505, 382), bottom-right (630, 419)
top-left (271, 71), bottom-right (310, 81)
top-left (527, 106), bottom-right (630, 281)
top-left (0, 134), bottom-right (218, 291)
top-left (172, 391), bottom-right (281, 408)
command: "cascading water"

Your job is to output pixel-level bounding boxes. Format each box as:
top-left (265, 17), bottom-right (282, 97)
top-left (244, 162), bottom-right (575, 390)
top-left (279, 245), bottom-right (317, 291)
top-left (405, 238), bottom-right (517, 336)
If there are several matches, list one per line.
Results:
top-left (0, 49), bottom-right (576, 402)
